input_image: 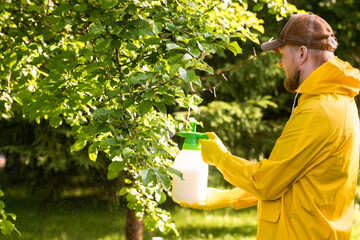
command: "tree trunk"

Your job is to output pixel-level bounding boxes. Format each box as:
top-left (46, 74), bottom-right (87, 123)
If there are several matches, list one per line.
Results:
top-left (125, 208), bottom-right (143, 240)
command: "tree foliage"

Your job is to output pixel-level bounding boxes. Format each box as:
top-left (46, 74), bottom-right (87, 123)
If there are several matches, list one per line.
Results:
top-left (0, 189), bottom-right (19, 236)
top-left (0, 0), bottom-right (299, 235)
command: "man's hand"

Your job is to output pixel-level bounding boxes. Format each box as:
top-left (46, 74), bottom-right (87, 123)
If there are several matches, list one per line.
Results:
top-left (179, 188), bottom-right (257, 211)
top-left (179, 188), bottom-right (235, 211)
top-left (198, 132), bottom-right (229, 167)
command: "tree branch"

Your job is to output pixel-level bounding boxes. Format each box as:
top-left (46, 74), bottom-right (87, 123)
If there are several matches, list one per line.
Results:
top-left (200, 51), bottom-right (262, 79)
top-left (7, 72), bottom-right (11, 94)
top-left (198, 48), bottom-right (262, 96)
top-left (204, 0), bottom-right (222, 14)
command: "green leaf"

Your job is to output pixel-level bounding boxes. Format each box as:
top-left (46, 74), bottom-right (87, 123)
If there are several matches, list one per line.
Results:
top-left (106, 89), bottom-right (121, 98)
top-left (70, 139), bottom-right (87, 152)
top-left (155, 171), bottom-right (171, 190)
top-left (88, 142), bottom-right (99, 162)
top-left (155, 189), bottom-right (166, 204)
top-left (28, 4), bottom-right (42, 13)
top-left (9, 52), bottom-right (17, 69)
top-left (7, 213), bottom-right (16, 221)
top-left (125, 4), bottom-right (137, 15)
top-left (74, 3), bottom-right (87, 12)
top-left (93, 108), bottom-right (112, 120)
top-left (183, 53), bottom-right (193, 61)
top-left (167, 167), bottom-right (183, 180)
top-left (129, 72), bottom-right (149, 85)
top-left (119, 187), bottom-right (129, 196)
top-left (139, 168), bottom-right (156, 185)
top-left (122, 99), bottom-right (134, 108)
top-left (226, 41), bottom-right (242, 56)
top-left (102, 0), bottom-right (118, 9)
top-left (154, 102), bottom-right (167, 114)
top-left (89, 23), bottom-right (104, 35)
top-left (0, 189), bottom-right (4, 197)
top-left (144, 216), bottom-right (157, 231)
top-left (84, 62), bottom-right (101, 74)
top-left (179, 67), bottom-right (200, 85)
top-left (107, 161), bottom-right (125, 180)
top-left (99, 137), bottom-right (118, 150)
top-left (45, 16), bottom-right (60, 25)
top-left (166, 42), bottom-right (181, 50)
top-left (122, 147), bottom-right (134, 157)
top-left (0, 200), bottom-right (4, 210)
top-left (253, 3), bottom-right (264, 12)
top-left (153, 22), bottom-right (163, 34)
top-left (1, 219), bottom-right (14, 235)
top-left (138, 100), bottom-right (152, 115)
top-left (170, 64), bottom-right (181, 76)
top-left (168, 53), bottom-right (184, 65)
top-left (165, 22), bottom-right (182, 31)
top-left (144, 90), bottom-right (156, 99)
top-left (88, 152), bottom-right (97, 162)
top-left (162, 94), bottom-right (176, 105)
top-left (49, 115), bottom-right (63, 128)
top-left (53, 20), bottom-right (66, 32)
top-left (189, 47), bottom-right (201, 57)
top-left (95, 38), bottom-right (111, 52)
top-left (126, 43), bottom-right (138, 51)
top-left (112, 109), bottom-right (123, 119)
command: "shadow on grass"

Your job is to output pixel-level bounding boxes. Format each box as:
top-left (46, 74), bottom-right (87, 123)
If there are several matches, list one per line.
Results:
top-left (1, 195), bottom-right (127, 240)
top-left (175, 223), bottom-right (257, 239)
top-left (148, 204), bottom-right (258, 240)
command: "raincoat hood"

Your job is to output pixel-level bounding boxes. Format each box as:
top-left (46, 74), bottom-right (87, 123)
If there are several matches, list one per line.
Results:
top-left (296, 56), bottom-right (360, 97)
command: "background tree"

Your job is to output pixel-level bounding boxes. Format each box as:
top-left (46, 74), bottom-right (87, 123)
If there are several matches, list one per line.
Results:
top-left (189, 0), bottom-right (360, 196)
top-left (194, 0), bottom-right (360, 160)
top-left (1, 0), bottom-right (299, 238)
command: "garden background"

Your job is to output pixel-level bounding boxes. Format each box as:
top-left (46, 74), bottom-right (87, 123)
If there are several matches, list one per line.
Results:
top-left (0, 0), bottom-right (359, 239)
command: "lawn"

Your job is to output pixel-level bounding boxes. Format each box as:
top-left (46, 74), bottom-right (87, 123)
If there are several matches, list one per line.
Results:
top-left (1, 193), bottom-right (359, 240)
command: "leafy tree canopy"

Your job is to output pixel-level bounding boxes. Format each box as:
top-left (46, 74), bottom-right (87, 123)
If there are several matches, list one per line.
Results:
top-left (0, 0), bottom-right (299, 235)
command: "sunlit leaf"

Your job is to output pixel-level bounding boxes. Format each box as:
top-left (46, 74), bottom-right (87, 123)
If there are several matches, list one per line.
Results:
top-left (107, 161), bottom-right (125, 180)
top-left (139, 168), bottom-right (156, 185)
top-left (226, 41), bottom-right (242, 56)
top-left (70, 139), bottom-right (87, 152)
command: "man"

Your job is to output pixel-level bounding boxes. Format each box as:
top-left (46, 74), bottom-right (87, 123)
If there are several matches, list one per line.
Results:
top-left (180, 13), bottom-right (360, 239)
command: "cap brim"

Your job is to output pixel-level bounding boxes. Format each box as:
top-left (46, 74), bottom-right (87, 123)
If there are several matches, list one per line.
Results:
top-left (261, 39), bottom-right (285, 51)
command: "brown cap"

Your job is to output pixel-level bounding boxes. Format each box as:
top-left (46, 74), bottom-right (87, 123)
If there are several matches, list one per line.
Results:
top-left (261, 13), bottom-right (338, 52)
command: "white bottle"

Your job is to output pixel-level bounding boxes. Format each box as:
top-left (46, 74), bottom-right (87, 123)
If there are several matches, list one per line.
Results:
top-left (172, 123), bottom-right (209, 204)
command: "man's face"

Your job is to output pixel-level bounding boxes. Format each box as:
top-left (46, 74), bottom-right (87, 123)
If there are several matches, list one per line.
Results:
top-left (278, 45), bottom-right (301, 93)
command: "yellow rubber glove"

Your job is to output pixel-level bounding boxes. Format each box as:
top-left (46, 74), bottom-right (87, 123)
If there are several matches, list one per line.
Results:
top-left (180, 188), bottom-right (257, 211)
top-left (198, 132), bottom-right (229, 168)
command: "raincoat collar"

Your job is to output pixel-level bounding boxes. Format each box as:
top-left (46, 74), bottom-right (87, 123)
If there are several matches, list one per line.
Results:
top-left (295, 57), bottom-right (360, 98)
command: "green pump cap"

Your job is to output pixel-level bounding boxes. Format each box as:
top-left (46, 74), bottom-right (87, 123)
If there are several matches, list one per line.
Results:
top-left (178, 122), bottom-right (209, 150)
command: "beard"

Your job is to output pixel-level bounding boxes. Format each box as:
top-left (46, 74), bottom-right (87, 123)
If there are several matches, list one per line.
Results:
top-left (284, 65), bottom-right (301, 93)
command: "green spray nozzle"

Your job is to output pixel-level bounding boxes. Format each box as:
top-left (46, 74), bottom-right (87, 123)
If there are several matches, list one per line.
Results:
top-left (178, 122), bottom-right (209, 150)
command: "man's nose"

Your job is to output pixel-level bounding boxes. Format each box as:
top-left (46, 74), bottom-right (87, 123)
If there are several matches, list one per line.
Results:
top-left (279, 58), bottom-right (282, 67)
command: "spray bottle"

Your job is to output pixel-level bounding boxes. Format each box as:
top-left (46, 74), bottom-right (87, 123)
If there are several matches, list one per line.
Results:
top-left (172, 122), bottom-right (209, 204)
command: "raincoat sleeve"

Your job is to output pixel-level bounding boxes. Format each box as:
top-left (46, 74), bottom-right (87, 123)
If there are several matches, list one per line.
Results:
top-left (233, 191), bottom-right (258, 210)
top-left (218, 105), bottom-right (333, 200)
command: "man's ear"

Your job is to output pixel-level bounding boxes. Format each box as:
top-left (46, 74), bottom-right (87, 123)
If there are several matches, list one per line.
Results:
top-left (298, 46), bottom-right (308, 64)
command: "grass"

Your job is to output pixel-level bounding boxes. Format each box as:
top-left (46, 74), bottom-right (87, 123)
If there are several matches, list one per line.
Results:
top-left (0, 193), bottom-right (258, 240)
top-left (0, 196), bottom-right (127, 240)
top-left (169, 207), bottom-right (258, 240)
top-left (1, 191), bottom-right (359, 240)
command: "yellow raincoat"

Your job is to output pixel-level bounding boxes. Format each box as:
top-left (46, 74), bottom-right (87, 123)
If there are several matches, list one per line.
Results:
top-left (209, 57), bottom-right (360, 239)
